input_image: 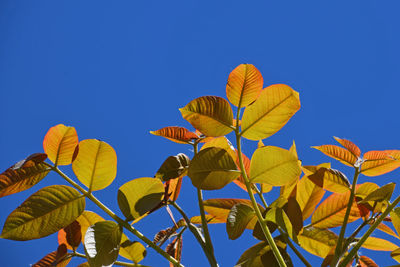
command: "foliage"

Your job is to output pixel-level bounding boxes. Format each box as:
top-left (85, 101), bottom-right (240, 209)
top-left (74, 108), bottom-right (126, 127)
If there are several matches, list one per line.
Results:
top-left (1, 64), bottom-right (400, 267)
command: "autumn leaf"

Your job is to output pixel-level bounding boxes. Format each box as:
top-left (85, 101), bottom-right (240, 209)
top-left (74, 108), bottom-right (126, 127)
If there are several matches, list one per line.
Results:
top-left (43, 124), bottom-right (78, 166)
top-left (150, 126), bottom-right (199, 144)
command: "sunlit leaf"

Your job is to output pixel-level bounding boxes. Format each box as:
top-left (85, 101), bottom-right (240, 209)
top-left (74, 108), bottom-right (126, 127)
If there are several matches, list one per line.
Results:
top-left (201, 136), bottom-right (237, 160)
top-left (307, 167), bottom-right (350, 193)
top-left (296, 176), bottom-right (325, 220)
top-left (235, 240), bottom-right (292, 267)
top-left (180, 96), bottom-right (234, 137)
top-left (375, 222), bottom-right (399, 240)
top-left (204, 198), bottom-right (262, 229)
top-left (1, 185), bottom-right (85, 240)
top-left (165, 176), bottom-right (183, 202)
top-left (312, 144), bottom-right (357, 167)
top-left (226, 64), bottom-right (263, 108)
top-left (118, 177), bottom-right (165, 221)
top-left (233, 152), bottom-right (257, 193)
top-left (190, 215), bottom-right (220, 225)
top-left (391, 247), bottom-right (400, 263)
top-left (360, 182), bottom-right (395, 204)
top-left (43, 124), bottom-right (79, 166)
top-left (333, 137), bottom-right (361, 158)
top-left (33, 244), bottom-right (71, 267)
top-left (298, 227), bottom-right (338, 258)
top-left (188, 147), bottom-right (240, 190)
top-left (355, 182), bottom-right (379, 198)
top-left (362, 150), bottom-right (400, 176)
top-left (76, 210), bottom-right (104, 245)
top-left (358, 255), bottom-right (378, 267)
top-left (119, 236), bottom-right (146, 264)
top-left (362, 236), bottom-right (399, 251)
top-left (311, 191), bottom-right (360, 228)
top-left (250, 146), bottom-right (301, 186)
top-left (155, 153), bottom-right (190, 181)
top-left (72, 139), bottom-right (117, 191)
top-left (265, 207), bottom-right (297, 242)
top-left (0, 153), bottom-right (50, 198)
top-left (390, 207), bottom-right (400, 237)
top-left (241, 84), bottom-right (300, 140)
top-left (58, 220), bottom-right (82, 250)
top-left (226, 204), bottom-right (256, 240)
top-left (84, 221), bottom-right (122, 267)
top-left (150, 126), bottom-right (199, 144)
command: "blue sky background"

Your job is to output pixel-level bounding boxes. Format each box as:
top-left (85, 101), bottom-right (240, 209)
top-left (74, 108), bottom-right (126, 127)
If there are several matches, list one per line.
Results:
top-left (1, 1), bottom-right (400, 266)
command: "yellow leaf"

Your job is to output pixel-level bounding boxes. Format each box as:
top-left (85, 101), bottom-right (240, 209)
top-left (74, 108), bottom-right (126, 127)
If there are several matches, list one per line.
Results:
top-left (226, 64), bottom-right (263, 108)
top-left (362, 236), bottom-right (399, 251)
top-left (119, 237), bottom-right (146, 264)
top-left (76, 210), bottom-right (105, 244)
top-left (180, 96), bottom-right (234, 137)
top-left (362, 150), bottom-right (400, 176)
top-left (249, 146), bottom-right (302, 186)
top-left (312, 144), bottom-right (357, 167)
top-left (307, 167), bottom-right (350, 193)
top-left (296, 176), bottom-right (325, 221)
top-left (298, 227), bottom-right (338, 258)
top-left (43, 124), bottom-right (79, 166)
top-left (241, 84), bottom-right (300, 140)
top-left (200, 136), bottom-right (237, 161)
top-left (72, 139), bottom-right (117, 191)
top-left (375, 222), bottom-right (399, 240)
top-left (150, 126), bottom-right (199, 144)
top-left (392, 247), bottom-right (400, 263)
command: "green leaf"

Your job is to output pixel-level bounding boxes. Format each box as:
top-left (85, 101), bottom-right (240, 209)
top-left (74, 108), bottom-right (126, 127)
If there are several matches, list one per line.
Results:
top-left (179, 96), bottom-right (234, 137)
top-left (265, 208), bottom-right (297, 242)
top-left (76, 211), bottom-right (105, 245)
top-left (188, 147), bottom-right (240, 190)
top-left (0, 153), bottom-right (50, 198)
top-left (84, 221), bottom-right (122, 267)
top-left (226, 204), bottom-right (256, 240)
top-left (390, 207), bottom-right (400, 237)
top-left (252, 209), bottom-right (278, 241)
top-left (119, 237), bottom-right (146, 264)
top-left (241, 84), bottom-right (300, 140)
top-left (155, 153), bottom-right (190, 181)
top-left (118, 177), bottom-right (165, 221)
top-left (1, 185), bottom-right (85, 240)
top-left (249, 146), bottom-right (301, 186)
top-left (360, 182), bottom-right (395, 204)
top-left (298, 227), bottom-right (338, 258)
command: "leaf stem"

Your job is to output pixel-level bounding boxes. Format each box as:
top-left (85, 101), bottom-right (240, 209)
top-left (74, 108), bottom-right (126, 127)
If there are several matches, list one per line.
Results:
top-left (48, 164), bottom-right (183, 267)
top-left (72, 252), bottom-right (142, 267)
top-left (339, 194), bottom-right (400, 266)
top-left (278, 229), bottom-right (312, 267)
top-left (332, 167), bottom-right (360, 266)
top-left (235, 134), bottom-right (287, 267)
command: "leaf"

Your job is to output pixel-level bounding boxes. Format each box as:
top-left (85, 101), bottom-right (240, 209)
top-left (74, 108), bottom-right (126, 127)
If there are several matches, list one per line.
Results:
top-left (179, 96), bottom-right (234, 137)
top-left (190, 214), bottom-right (220, 225)
top-left (33, 244), bottom-right (71, 267)
top-left (75, 210), bottom-right (105, 244)
top-left (165, 176), bottom-right (183, 202)
top-left (204, 198), bottom-right (262, 229)
top-left (375, 222), bottom-right (399, 240)
top-left (150, 126), bottom-right (199, 144)
top-left (283, 197), bottom-right (303, 235)
top-left (362, 150), bottom-right (400, 176)
top-left (72, 139), bottom-right (117, 191)
top-left (241, 84), bottom-right (300, 140)
top-left (155, 153), bottom-right (190, 181)
top-left (1, 185), bottom-right (85, 240)
top-left (265, 207), bottom-right (297, 242)
top-left (226, 204), bottom-right (257, 240)
top-left (312, 144), bottom-right (357, 167)
top-left (166, 235), bottom-right (183, 267)
top-left (391, 247), bottom-right (400, 263)
top-left (188, 147), bottom-right (240, 190)
top-left (0, 153), bottom-right (50, 198)
top-left (226, 64), bottom-right (263, 108)
top-left (118, 177), bottom-right (165, 221)
top-left (311, 191), bottom-right (360, 228)
top-left (58, 220), bottom-right (82, 250)
top-left (249, 146), bottom-right (301, 186)
top-left (360, 182), bottom-right (395, 203)
top-left (201, 136), bottom-right (237, 160)
top-left (119, 237), bottom-right (146, 264)
top-left (334, 136), bottom-right (361, 157)
top-left (84, 221), bottom-right (122, 267)
top-left (235, 240), bottom-right (293, 267)
top-left (298, 227), bottom-right (338, 258)
top-left (390, 207), bottom-right (400, 237)
top-left (43, 124), bottom-right (79, 166)
top-left (296, 176), bottom-right (325, 220)
top-left (362, 236), bottom-right (399, 251)
top-left (307, 167), bottom-right (350, 193)
top-left (358, 255), bottom-right (378, 267)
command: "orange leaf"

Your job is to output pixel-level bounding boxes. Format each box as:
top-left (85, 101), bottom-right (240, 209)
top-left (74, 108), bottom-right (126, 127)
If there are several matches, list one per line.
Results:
top-left (226, 64), bottom-right (263, 108)
top-left (362, 150), bottom-right (400, 176)
top-left (312, 144), bottom-right (357, 167)
top-left (43, 124), bottom-right (78, 166)
top-left (233, 151), bottom-right (255, 193)
top-left (33, 244), bottom-right (70, 267)
top-left (333, 137), bottom-right (361, 158)
top-left (150, 126), bottom-right (199, 144)
top-left (165, 177), bottom-right (183, 202)
top-left (358, 255), bottom-right (378, 267)
top-left (58, 220), bottom-right (82, 250)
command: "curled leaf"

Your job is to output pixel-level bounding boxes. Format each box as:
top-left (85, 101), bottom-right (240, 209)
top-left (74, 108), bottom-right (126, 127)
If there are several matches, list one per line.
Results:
top-left (155, 153), bottom-right (190, 181)
top-left (150, 126), bottom-right (199, 144)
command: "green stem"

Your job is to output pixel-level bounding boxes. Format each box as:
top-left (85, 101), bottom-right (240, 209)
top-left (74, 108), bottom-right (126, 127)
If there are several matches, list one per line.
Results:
top-left (339, 194), bottom-right (400, 267)
top-left (235, 134), bottom-right (287, 267)
top-left (193, 143), bottom-right (218, 267)
top-left (332, 167), bottom-right (360, 265)
top-left (254, 185), bottom-right (268, 209)
top-left (48, 164), bottom-right (183, 267)
top-left (278, 229), bottom-right (312, 267)
top-left (72, 252), bottom-right (142, 266)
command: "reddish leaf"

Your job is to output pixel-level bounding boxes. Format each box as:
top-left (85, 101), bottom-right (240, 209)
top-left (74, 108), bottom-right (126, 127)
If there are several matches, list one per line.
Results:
top-left (312, 144), bottom-right (357, 167)
top-left (58, 220), bottom-right (82, 250)
top-left (362, 150), bottom-right (400, 176)
top-left (150, 126), bottom-right (199, 144)
top-left (358, 255), bottom-right (378, 267)
top-left (33, 244), bottom-right (70, 267)
top-left (165, 177), bottom-right (183, 202)
top-left (166, 236), bottom-right (183, 267)
top-left (333, 137), bottom-right (361, 158)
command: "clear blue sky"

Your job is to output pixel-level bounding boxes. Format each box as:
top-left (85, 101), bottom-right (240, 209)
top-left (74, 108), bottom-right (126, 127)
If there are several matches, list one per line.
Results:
top-left (1, 1), bottom-right (400, 266)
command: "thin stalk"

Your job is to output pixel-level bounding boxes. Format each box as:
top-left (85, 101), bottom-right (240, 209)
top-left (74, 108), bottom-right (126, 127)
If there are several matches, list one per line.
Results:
top-left (339, 194), bottom-right (400, 267)
top-left (72, 252), bottom-right (141, 267)
top-left (278, 229), bottom-right (312, 267)
top-left (254, 185), bottom-right (268, 209)
top-left (48, 164), bottom-right (183, 267)
top-left (193, 142), bottom-right (218, 267)
top-left (332, 167), bottom-right (360, 266)
top-left (235, 134), bottom-right (287, 267)
top-left (169, 201), bottom-right (218, 267)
